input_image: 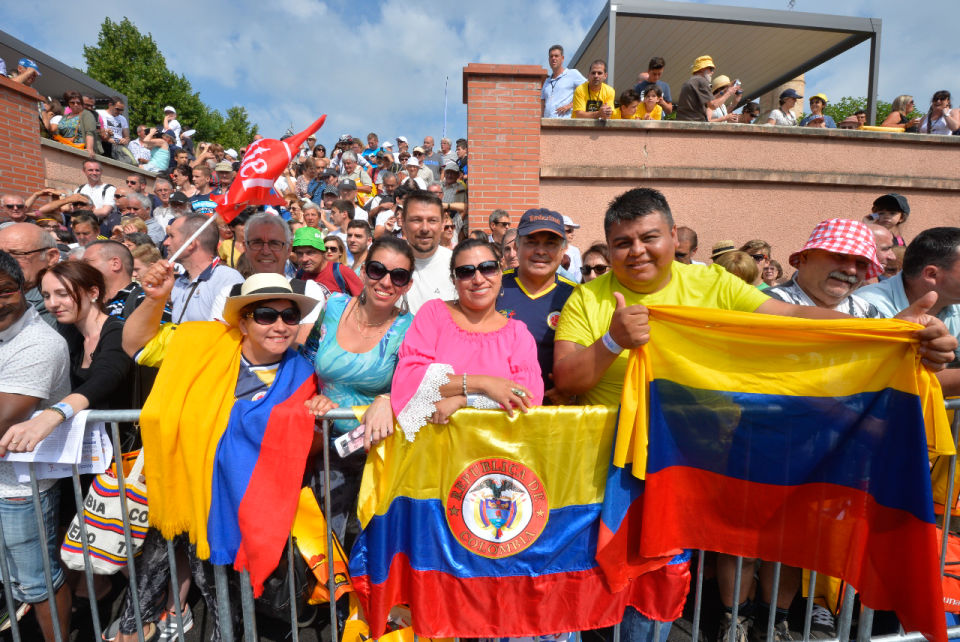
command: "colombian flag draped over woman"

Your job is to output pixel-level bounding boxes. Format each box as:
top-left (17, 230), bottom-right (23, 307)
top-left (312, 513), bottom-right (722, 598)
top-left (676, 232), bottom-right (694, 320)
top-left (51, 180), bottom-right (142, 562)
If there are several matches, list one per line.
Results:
top-left (139, 322), bottom-right (317, 595)
top-left (598, 305), bottom-right (950, 642)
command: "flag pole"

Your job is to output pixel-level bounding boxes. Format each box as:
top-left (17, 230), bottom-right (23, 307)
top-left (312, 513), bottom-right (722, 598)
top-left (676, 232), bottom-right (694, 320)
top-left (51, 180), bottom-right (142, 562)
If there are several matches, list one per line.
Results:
top-left (167, 214), bottom-right (218, 263)
top-left (442, 76), bottom-right (448, 140)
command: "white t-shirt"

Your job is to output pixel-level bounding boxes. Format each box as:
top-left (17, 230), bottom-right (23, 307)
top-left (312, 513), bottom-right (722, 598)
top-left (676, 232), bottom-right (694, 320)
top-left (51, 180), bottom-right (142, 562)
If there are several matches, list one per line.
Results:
top-left (406, 246), bottom-right (456, 314)
top-left (209, 277), bottom-right (328, 325)
top-left (98, 110), bottom-right (129, 142)
top-left (352, 205), bottom-right (369, 222)
top-left (565, 245), bottom-right (583, 283)
top-left (167, 118), bottom-right (183, 146)
top-left (75, 182), bottom-right (117, 209)
top-left (0, 307), bottom-right (71, 497)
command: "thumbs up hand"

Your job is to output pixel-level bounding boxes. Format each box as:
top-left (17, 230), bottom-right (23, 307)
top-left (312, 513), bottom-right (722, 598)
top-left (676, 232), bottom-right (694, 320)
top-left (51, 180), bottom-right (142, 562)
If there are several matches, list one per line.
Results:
top-left (608, 291), bottom-right (651, 350)
top-left (895, 291), bottom-right (959, 370)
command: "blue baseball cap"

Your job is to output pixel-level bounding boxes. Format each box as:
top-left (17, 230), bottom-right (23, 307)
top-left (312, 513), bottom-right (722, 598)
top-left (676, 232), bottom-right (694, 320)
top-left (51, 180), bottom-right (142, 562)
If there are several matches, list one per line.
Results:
top-left (779, 88), bottom-right (802, 100)
top-left (517, 208), bottom-right (565, 240)
top-left (18, 58), bottom-right (40, 76)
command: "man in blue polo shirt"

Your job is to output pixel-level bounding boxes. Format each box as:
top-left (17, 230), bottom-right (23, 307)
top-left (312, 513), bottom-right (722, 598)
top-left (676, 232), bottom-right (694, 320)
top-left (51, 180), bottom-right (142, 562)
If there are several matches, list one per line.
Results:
top-left (542, 45), bottom-right (587, 118)
top-left (498, 208), bottom-right (577, 404)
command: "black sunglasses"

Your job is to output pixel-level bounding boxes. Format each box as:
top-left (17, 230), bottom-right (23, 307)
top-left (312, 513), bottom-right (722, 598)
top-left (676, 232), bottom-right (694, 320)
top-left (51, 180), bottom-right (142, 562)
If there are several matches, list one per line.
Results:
top-left (581, 264), bottom-right (609, 276)
top-left (246, 306), bottom-right (302, 326)
top-left (749, 254), bottom-right (769, 262)
top-left (365, 261), bottom-right (412, 287)
top-left (454, 260), bottom-right (500, 281)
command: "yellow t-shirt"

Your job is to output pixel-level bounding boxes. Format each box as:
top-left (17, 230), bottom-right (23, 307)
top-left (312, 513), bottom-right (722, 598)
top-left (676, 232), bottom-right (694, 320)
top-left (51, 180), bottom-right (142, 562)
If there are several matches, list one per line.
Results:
top-left (572, 82), bottom-right (616, 117)
top-left (637, 104), bottom-right (664, 120)
top-left (555, 262), bottom-right (770, 406)
top-left (612, 106), bottom-right (640, 120)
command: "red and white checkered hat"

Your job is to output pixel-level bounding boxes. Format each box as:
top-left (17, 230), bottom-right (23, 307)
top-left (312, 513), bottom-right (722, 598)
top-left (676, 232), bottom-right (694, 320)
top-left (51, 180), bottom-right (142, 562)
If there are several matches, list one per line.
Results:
top-left (789, 218), bottom-right (884, 279)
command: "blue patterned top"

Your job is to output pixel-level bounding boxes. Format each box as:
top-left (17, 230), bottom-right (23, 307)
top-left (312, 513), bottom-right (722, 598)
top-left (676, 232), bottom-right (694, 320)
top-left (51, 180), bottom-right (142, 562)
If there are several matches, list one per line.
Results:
top-left (300, 294), bottom-right (413, 432)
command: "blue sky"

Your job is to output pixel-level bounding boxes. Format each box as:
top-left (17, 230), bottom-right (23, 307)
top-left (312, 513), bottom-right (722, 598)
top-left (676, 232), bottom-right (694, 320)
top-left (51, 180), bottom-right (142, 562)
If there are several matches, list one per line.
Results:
top-left (0, 0), bottom-right (951, 149)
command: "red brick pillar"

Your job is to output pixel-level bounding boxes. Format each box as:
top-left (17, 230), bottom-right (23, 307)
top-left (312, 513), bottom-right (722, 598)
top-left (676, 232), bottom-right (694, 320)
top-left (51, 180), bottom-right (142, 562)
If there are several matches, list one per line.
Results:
top-left (462, 63), bottom-right (547, 230)
top-left (0, 76), bottom-right (44, 196)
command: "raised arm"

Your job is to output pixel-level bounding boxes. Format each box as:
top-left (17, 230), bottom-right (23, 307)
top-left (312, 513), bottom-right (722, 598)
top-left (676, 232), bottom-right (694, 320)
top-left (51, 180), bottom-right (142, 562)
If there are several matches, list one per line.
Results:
top-left (122, 260), bottom-right (175, 356)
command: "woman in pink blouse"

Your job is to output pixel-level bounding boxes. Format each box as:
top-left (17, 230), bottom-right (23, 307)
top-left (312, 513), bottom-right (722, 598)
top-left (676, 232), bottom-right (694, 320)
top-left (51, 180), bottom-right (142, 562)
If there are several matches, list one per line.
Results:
top-left (391, 238), bottom-right (544, 439)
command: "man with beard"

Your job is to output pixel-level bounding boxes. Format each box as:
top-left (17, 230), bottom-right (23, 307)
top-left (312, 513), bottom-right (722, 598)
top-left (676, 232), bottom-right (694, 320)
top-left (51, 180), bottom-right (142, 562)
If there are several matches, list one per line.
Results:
top-left (401, 190), bottom-right (456, 313)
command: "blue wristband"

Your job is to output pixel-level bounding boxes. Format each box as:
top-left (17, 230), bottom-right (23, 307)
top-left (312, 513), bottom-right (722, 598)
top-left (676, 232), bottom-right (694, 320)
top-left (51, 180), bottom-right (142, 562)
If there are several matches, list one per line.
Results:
top-left (601, 331), bottom-right (625, 354)
top-left (50, 402), bottom-right (75, 421)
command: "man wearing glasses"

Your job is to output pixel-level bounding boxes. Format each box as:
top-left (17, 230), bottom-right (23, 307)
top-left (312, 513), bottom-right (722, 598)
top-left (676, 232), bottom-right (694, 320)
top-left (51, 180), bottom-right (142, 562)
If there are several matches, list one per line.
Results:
top-left (1, 194), bottom-right (27, 224)
top-left (210, 213), bottom-right (326, 341)
top-left (488, 210), bottom-right (511, 245)
top-left (0, 223), bottom-right (61, 326)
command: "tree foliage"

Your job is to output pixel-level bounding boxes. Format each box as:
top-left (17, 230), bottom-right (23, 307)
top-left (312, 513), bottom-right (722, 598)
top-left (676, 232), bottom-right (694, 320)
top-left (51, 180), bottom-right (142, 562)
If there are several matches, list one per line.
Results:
top-left (82, 18), bottom-right (258, 145)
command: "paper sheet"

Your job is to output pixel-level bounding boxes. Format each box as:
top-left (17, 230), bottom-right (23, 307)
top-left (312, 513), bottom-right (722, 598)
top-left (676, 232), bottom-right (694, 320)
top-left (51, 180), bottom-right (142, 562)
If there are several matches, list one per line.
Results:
top-left (4, 411), bottom-right (114, 481)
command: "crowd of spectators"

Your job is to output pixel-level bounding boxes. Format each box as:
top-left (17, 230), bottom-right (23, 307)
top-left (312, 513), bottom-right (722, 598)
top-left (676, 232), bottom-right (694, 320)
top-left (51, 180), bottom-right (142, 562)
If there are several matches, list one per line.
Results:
top-left (542, 46), bottom-right (960, 134)
top-left (1, 50), bottom-right (959, 642)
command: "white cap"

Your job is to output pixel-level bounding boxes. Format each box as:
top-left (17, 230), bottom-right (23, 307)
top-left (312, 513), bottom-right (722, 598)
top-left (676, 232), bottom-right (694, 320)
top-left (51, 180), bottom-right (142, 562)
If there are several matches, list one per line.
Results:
top-left (163, 105), bottom-right (177, 114)
top-left (382, 141), bottom-right (394, 149)
top-left (405, 157), bottom-right (420, 167)
top-left (224, 148), bottom-right (238, 159)
top-left (181, 129), bottom-right (196, 139)
top-left (397, 136), bottom-right (408, 143)
top-left (562, 215), bottom-right (580, 229)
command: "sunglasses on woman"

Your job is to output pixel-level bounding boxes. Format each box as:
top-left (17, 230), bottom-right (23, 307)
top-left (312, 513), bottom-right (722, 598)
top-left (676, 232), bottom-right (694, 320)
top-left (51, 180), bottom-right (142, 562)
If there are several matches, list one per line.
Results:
top-left (453, 260), bottom-right (500, 281)
top-left (581, 264), bottom-right (609, 276)
top-left (246, 306), bottom-right (302, 326)
top-left (365, 261), bottom-right (412, 287)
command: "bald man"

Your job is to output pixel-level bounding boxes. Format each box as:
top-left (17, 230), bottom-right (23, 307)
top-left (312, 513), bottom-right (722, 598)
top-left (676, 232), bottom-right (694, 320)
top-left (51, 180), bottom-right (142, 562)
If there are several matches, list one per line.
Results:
top-left (0, 223), bottom-right (60, 326)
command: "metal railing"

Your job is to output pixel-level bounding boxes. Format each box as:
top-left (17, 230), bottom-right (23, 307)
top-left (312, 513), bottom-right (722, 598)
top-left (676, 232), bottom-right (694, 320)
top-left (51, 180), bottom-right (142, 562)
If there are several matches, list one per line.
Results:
top-left (1, 403), bottom-right (959, 642)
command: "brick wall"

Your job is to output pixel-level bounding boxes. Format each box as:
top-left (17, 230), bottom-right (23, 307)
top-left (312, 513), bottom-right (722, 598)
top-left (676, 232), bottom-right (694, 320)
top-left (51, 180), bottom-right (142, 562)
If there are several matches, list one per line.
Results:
top-left (462, 64), bottom-right (547, 230)
top-left (0, 76), bottom-right (44, 196)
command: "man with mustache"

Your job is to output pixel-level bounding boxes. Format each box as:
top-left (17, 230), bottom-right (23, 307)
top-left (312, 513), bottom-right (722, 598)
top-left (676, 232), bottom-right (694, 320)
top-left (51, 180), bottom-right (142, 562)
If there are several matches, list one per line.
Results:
top-left (765, 219), bottom-right (883, 317)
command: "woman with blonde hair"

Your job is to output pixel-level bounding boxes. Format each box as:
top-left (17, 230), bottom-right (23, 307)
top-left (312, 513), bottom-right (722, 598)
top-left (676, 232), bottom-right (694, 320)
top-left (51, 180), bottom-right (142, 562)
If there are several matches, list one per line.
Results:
top-left (882, 95), bottom-right (922, 131)
top-left (714, 250), bottom-right (761, 286)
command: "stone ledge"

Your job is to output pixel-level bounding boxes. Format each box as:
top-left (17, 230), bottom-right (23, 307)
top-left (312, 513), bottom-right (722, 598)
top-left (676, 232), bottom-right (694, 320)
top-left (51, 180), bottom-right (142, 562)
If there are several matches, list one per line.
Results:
top-left (41, 137), bottom-right (159, 178)
top-left (0, 75), bottom-right (42, 101)
top-left (541, 117), bottom-right (960, 145)
top-left (462, 64), bottom-right (548, 104)
top-left (539, 165), bottom-right (960, 191)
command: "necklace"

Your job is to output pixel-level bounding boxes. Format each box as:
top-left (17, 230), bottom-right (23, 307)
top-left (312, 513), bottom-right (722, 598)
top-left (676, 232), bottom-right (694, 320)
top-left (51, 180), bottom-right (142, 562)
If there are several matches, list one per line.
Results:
top-left (352, 300), bottom-right (393, 338)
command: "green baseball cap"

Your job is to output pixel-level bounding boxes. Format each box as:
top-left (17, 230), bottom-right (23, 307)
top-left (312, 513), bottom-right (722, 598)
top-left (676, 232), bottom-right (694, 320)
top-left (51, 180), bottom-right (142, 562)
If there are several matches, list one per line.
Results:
top-left (292, 227), bottom-right (326, 251)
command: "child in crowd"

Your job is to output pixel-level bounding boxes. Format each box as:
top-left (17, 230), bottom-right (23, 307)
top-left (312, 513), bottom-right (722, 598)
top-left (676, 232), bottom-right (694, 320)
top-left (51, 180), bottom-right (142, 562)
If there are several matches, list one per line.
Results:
top-left (638, 86), bottom-right (664, 120)
top-left (612, 89), bottom-right (641, 119)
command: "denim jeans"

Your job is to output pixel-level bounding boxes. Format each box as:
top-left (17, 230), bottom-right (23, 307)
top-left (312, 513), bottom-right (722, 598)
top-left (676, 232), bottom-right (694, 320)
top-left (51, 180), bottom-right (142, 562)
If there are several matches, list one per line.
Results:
top-left (620, 608), bottom-right (672, 642)
top-left (0, 485), bottom-right (63, 603)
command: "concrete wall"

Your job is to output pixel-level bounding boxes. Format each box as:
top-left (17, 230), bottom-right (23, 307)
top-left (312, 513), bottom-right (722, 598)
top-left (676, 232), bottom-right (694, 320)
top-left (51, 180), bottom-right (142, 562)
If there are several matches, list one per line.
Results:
top-left (41, 138), bottom-right (157, 195)
top-left (538, 119), bottom-right (960, 266)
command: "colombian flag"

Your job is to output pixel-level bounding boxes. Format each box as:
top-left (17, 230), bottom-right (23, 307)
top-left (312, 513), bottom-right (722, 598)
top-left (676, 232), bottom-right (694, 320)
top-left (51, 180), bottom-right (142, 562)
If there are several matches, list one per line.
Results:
top-left (608, 306), bottom-right (950, 642)
top-left (349, 407), bottom-right (690, 638)
top-left (206, 349), bottom-right (318, 595)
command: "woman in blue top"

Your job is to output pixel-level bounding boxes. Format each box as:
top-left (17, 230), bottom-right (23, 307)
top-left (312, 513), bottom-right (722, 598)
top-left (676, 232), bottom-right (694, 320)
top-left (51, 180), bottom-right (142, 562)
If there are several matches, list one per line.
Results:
top-left (300, 234), bottom-right (414, 543)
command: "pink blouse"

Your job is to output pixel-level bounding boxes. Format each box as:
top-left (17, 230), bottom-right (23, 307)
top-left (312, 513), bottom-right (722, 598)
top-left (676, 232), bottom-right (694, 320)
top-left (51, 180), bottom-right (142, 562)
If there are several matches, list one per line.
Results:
top-left (391, 298), bottom-right (544, 437)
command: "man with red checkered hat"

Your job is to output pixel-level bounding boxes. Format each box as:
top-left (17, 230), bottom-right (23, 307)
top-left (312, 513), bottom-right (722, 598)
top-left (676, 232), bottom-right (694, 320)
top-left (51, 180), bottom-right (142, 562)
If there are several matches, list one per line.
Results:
top-left (766, 219), bottom-right (883, 318)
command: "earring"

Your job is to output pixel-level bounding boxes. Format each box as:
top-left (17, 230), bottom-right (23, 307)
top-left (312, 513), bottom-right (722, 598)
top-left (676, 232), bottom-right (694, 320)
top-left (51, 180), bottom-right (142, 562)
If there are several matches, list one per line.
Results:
top-left (358, 289), bottom-right (367, 305)
top-left (399, 294), bottom-right (410, 316)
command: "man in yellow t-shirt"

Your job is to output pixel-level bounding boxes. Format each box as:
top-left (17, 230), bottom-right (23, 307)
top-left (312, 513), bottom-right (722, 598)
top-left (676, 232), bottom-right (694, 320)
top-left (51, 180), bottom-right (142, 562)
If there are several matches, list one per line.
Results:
top-left (572, 60), bottom-right (615, 119)
top-left (552, 187), bottom-right (958, 642)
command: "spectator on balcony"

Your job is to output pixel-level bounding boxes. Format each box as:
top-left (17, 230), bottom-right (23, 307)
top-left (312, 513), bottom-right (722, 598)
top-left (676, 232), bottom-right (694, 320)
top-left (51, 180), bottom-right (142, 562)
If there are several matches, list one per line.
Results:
top-left (162, 105), bottom-right (182, 146)
top-left (739, 102), bottom-right (761, 124)
top-left (799, 93), bottom-right (837, 128)
top-left (0, 249), bottom-right (72, 642)
top-left (637, 86), bottom-right (665, 120)
top-left (98, 97), bottom-right (130, 156)
top-left (677, 55), bottom-right (716, 122)
top-left (709, 75), bottom-right (743, 123)
top-left (766, 88), bottom-right (802, 126)
top-left (867, 193), bottom-right (909, 247)
top-left (920, 90), bottom-right (960, 135)
top-left (838, 115), bottom-right (860, 130)
top-left (456, 139), bottom-right (468, 178)
top-left (881, 95), bottom-right (922, 131)
top-left (8, 57), bottom-right (41, 86)
top-left (138, 128), bottom-right (173, 173)
top-left (573, 60), bottom-right (615, 120)
top-left (633, 56), bottom-right (673, 116)
top-left (612, 89), bottom-right (642, 120)
top-left (542, 45), bottom-right (587, 118)
top-left (54, 91), bottom-right (100, 157)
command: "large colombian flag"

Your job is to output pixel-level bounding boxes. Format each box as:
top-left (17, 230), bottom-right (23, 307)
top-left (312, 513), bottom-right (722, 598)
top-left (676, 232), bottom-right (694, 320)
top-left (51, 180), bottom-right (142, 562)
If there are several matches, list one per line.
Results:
top-left (607, 305), bottom-right (951, 642)
top-left (349, 407), bottom-right (690, 638)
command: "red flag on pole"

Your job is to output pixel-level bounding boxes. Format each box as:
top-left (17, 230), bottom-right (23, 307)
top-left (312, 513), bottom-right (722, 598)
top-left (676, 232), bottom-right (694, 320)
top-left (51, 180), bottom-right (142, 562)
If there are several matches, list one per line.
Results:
top-left (211, 115), bottom-right (327, 222)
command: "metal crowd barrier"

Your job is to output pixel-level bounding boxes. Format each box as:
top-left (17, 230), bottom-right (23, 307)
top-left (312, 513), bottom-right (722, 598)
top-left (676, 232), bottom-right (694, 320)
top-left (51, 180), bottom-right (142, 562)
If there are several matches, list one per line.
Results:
top-left (1, 403), bottom-right (960, 642)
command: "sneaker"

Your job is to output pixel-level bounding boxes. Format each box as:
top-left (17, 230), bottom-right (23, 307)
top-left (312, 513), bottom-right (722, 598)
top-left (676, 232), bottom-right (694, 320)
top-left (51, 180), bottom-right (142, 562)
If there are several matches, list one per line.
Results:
top-left (0, 601), bottom-right (30, 633)
top-left (750, 617), bottom-right (794, 642)
top-left (772, 620), bottom-right (794, 642)
top-left (158, 604), bottom-right (194, 641)
top-left (809, 605), bottom-right (837, 639)
top-left (718, 611), bottom-right (751, 642)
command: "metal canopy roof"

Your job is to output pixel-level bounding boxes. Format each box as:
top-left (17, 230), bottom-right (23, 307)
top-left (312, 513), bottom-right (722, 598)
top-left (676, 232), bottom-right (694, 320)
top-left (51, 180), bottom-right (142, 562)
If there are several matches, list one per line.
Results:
top-left (570, 0), bottom-right (882, 121)
top-left (0, 28), bottom-right (126, 107)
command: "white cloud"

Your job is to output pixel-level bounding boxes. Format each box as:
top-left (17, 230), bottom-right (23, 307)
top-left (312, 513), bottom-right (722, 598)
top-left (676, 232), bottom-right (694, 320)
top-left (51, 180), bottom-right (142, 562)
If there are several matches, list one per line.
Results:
top-left (0, 0), bottom-right (954, 149)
